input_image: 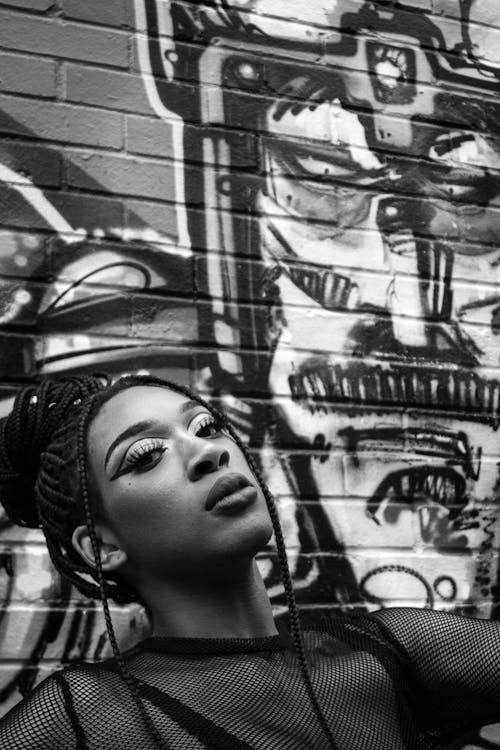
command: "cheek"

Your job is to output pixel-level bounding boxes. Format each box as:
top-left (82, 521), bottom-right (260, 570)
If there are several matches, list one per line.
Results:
top-left (229, 444), bottom-right (255, 472)
top-left (102, 476), bottom-right (184, 547)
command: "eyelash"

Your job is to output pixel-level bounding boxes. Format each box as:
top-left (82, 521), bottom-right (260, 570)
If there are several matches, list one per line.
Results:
top-left (116, 438), bottom-right (168, 478)
top-left (189, 413), bottom-right (227, 438)
top-left (113, 414), bottom-right (228, 479)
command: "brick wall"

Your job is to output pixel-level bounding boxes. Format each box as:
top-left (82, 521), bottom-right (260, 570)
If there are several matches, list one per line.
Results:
top-left (0, 0), bottom-right (500, 729)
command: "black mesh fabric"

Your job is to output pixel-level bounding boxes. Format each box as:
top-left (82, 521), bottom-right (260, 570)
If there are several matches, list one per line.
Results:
top-left (1, 608), bottom-right (499, 749)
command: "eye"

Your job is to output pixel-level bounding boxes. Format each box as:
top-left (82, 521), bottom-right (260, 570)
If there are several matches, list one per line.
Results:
top-left (188, 412), bottom-right (226, 439)
top-left (112, 438), bottom-right (168, 479)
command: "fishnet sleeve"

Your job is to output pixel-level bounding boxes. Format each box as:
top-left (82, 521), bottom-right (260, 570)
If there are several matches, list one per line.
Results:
top-left (0, 672), bottom-right (80, 750)
top-left (370, 607), bottom-right (500, 726)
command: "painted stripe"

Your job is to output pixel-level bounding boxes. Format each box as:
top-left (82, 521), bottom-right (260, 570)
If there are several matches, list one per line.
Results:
top-left (133, 0), bottom-right (191, 251)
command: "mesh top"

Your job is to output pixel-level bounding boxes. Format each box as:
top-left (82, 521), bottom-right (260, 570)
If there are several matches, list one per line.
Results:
top-left (1, 608), bottom-right (499, 750)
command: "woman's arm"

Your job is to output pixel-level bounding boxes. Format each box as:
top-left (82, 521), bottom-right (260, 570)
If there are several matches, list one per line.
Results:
top-left (0, 672), bottom-right (80, 750)
top-left (370, 607), bottom-right (500, 726)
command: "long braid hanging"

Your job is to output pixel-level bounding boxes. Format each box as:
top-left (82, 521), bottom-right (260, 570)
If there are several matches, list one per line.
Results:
top-left (223, 421), bottom-right (338, 750)
top-left (76, 397), bottom-right (170, 750)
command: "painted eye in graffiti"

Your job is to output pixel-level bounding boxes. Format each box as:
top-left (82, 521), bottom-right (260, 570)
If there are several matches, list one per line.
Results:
top-left (269, 71), bottom-right (346, 123)
top-left (295, 151), bottom-right (364, 181)
top-left (367, 466), bottom-right (468, 525)
top-left (267, 97), bottom-right (387, 180)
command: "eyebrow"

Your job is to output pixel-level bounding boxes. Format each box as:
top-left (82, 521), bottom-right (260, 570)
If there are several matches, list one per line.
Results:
top-left (103, 401), bottom-right (203, 471)
top-left (104, 420), bottom-right (159, 471)
top-left (179, 399), bottom-right (202, 414)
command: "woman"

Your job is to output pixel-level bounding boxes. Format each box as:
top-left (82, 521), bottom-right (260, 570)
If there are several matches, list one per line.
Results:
top-left (0, 373), bottom-right (498, 750)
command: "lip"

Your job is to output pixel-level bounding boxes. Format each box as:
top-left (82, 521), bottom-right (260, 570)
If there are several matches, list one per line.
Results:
top-left (205, 472), bottom-right (253, 511)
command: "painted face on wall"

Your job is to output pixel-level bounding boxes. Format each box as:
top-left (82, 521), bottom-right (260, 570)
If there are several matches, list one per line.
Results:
top-left (256, 6), bottom-right (500, 363)
top-left (259, 4), bottom-right (500, 616)
top-left (143, 0), bottom-right (500, 373)
top-left (139, 0), bottom-right (500, 616)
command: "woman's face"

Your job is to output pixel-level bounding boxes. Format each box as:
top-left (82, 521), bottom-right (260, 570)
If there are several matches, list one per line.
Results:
top-left (86, 385), bottom-right (273, 584)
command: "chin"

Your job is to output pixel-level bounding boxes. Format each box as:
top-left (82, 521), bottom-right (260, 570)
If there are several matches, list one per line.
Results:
top-left (222, 513), bottom-right (274, 559)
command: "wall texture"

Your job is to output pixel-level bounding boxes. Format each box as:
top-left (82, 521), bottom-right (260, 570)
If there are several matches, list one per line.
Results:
top-left (0, 0), bottom-right (500, 738)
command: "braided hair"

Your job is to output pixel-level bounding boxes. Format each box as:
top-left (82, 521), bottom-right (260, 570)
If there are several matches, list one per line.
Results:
top-left (0, 373), bottom-right (336, 749)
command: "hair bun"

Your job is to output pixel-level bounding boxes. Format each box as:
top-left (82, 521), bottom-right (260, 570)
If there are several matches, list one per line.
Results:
top-left (0, 375), bottom-right (106, 527)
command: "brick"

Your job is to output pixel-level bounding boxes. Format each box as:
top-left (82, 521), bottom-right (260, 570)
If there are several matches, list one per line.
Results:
top-left (65, 64), bottom-right (151, 114)
top-left (290, 499), bottom-right (417, 550)
top-left (0, 233), bottom-right (52, 283)
top-left (141, 2), bottom-right (325, 51)
top-left (0, 0), bottom-right (55, 10)
top-left (259, 124), bottom-right (500, 182)
top-left (39, 344), bottom-right (195, 381)
top-left (0, 332), bottom-right (37, 376)
top-left (36, 331), bottom-right (139, 368)
top-left (124, 199), bottom-right (179, 240)
top-left (126, 115), bottom-right (175, 158)
top-left (45, 234), bottom-right (184, 282)
top-left (69, 259), bottom-right (191, 305)
top-left (261, 549), bottom-right (497, 608)
top-left (0, 279), bottom-right (43, 327)
top-left (258, 551), bottom-right (365, 607)
top-left (0, 94), bottom-right (124, 149)
top-left (201, 302), bottom-right (479, 364)
top-left (191, 347), bottom-right (273, 395)
top-left (0, 141), bottom-right (61, 187)
top-left (268, 349), bottom-right (500, 417)
top-left (0, 603), bottom-right (148, 662)
top-left (131, 295), bottom-right (198, 342)
top-left (194, 252), bottom-right (391, 310)
top-left (0, 9), bottom-right (129, 68)
top-left (184, 126), bottom-right (257, 169)
top-left (47, 191), bottom-right (124, 235)
top-left (126, 117), bottom-right (251, 175)
top-left (0, 181), bottom-right (60, 234)
top-left (42, 289), bottom-right (135, 337)
top-left (0, 185), bottom-right (123, 238)
top-left (61, 0), bottom-right (131, 28)
top-left (185, 207), bottom-right (263, 258)
top-left (348, 551), bottom-right (499, 608)
top-left (65, 151), bottom-right (176, 202)
top-left (0, 51), bottom-right (57, 98)
top-left (108, 72), bottom-right (201, 123)
top-left (151, 45), bottom-right (500, 140)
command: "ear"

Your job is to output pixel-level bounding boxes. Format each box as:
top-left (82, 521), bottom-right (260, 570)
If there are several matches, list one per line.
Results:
top-left (72, 525), bottom-right (127, 573)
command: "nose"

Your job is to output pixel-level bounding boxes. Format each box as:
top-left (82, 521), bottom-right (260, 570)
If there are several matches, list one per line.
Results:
top-left (186, 439), bottom-right (230, 481)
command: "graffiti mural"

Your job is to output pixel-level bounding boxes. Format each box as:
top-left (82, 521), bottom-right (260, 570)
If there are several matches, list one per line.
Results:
top-left (1, 2), bottom-right (500, 743)
top-left (135, 0), bottom-right (500, 619)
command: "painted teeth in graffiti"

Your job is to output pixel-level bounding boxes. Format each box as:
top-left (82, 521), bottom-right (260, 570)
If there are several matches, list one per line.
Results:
top-left (138, 0), bottom-right (500, 622)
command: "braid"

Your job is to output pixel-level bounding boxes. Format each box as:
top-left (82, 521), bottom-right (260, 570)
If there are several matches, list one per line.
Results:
top-left (76, 397), bottom-right (170, 750)
top-left (223, 421), bottom-right (338, 750)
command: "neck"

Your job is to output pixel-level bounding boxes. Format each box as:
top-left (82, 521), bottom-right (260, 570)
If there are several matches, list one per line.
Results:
top-left (142, 560), bottom-right (278, 639)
